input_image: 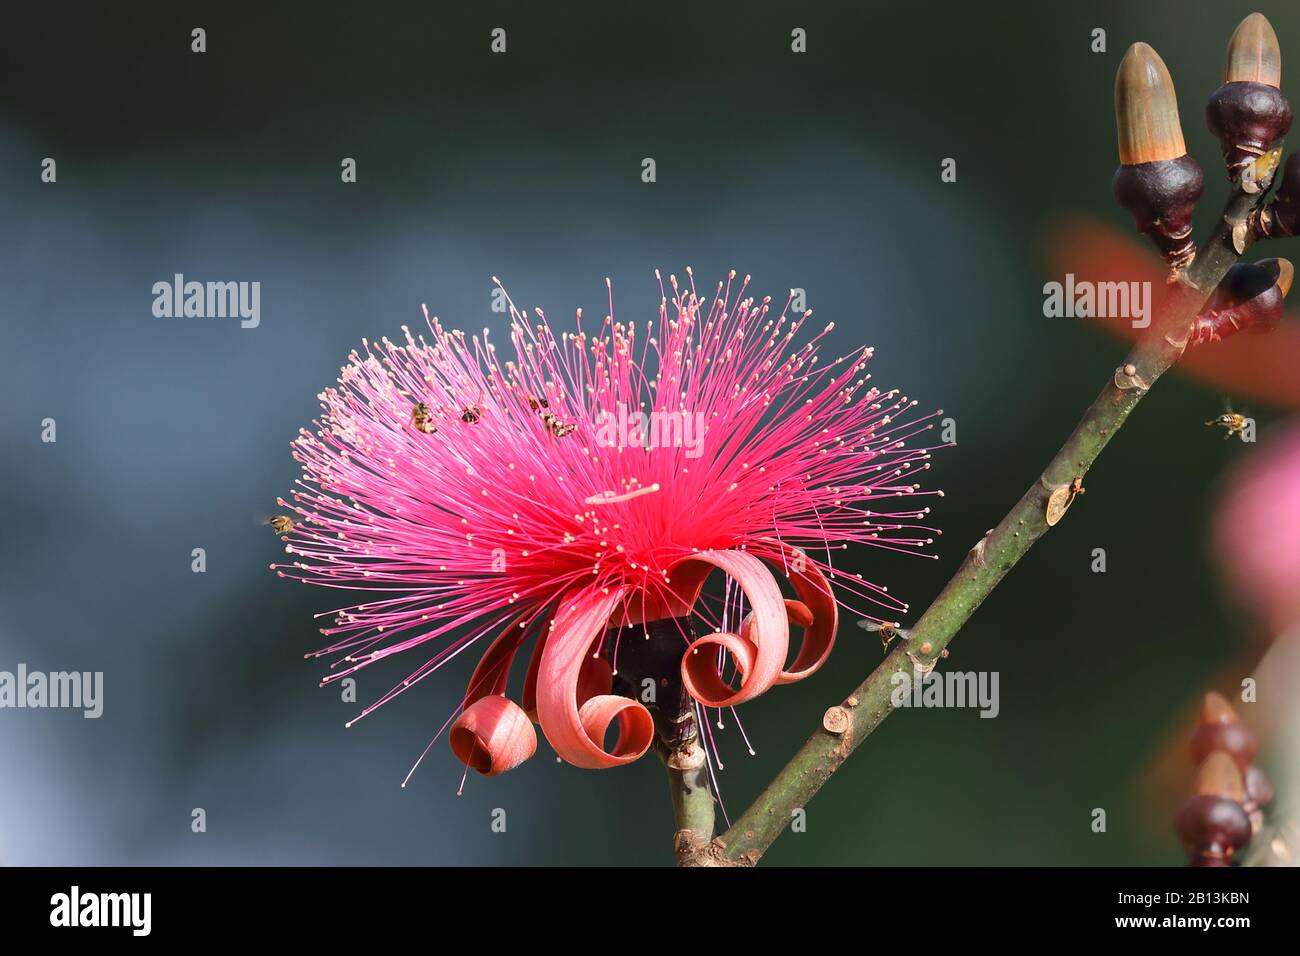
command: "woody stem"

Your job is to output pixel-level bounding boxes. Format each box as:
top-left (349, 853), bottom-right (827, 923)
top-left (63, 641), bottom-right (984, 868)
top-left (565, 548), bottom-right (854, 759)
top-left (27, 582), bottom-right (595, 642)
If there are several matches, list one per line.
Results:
top-left (662, 739), bottom-right (719, 864)
top-left (605, 617), bottom-right (722, 862)
top-left (716, 183), bottom-right (1268, 865)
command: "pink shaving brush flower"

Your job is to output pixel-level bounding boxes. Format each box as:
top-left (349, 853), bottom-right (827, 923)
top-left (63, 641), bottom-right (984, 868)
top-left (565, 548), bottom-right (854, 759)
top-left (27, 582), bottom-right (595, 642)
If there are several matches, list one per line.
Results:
top-left (271, 270), bottom-right (943, 784)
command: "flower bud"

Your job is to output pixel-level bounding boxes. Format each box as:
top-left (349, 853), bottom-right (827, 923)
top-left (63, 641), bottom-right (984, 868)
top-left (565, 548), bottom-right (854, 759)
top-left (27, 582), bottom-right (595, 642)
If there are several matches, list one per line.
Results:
top-left (1113, 43), bottom-right (1204, 269)
top-left (1190, 691), bottom-right (1259, 769)
top-left (1177, 747), bottom-right (1254, 866)
top-left (1206, 14), bottom-right (1292, 184)
top-left (1191, 256), bottom-right (1293, 343)
top-left (1175, 794), bottom-right (1253, 865)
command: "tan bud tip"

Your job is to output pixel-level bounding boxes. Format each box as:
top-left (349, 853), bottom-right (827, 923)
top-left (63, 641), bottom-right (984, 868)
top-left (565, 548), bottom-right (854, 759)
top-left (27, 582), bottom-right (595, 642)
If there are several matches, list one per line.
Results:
top-left (1224, 13), bottom-right (1282, 87)
top-left (1200, 690), bottom-right (1240, 726)
top-left (1115, 42), bottom-right (1187, 164)
top-left (1194, 751), bottom-right (1246, 801)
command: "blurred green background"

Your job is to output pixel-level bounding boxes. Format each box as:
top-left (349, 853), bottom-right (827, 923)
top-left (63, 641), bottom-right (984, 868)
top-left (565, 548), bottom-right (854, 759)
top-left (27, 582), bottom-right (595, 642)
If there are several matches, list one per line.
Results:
top-left (0, 0), bottom-right (1290, 865)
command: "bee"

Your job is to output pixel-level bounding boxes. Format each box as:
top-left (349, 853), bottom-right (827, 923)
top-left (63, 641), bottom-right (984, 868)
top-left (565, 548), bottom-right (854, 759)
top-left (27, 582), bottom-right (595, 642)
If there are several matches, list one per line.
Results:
top-left (526, 392), bottom-right (573, 436)
top-left (1206, 413), bottom-right (1250, 440)
top-left (270, 515), bottom-right (295, 534)
top-left (540, 411), bottom-right (577, 438)
top-left (876, 622), bottom-right (898, 653)
top-left (450, 391), bottom-right (484, 424)
top-left (411, 402), bottom-right (438, 434)
top-left (857, 620), bottom-right (905, 654)
top-left (1205, 400), bottom-right (1253, 441)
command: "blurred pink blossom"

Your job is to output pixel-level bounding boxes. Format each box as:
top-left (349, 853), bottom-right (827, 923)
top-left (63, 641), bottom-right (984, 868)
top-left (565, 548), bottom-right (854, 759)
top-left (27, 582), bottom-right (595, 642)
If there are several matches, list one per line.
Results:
top-left (1213, 419), bottom-right (1300, 636)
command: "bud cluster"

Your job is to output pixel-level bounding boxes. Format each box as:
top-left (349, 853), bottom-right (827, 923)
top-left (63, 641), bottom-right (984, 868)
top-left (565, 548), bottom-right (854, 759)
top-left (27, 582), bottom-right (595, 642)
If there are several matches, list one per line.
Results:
top-left (1174, 692), bottom-right (1272, 866)
top-left (1114, 14), bottom-right (1295, 277)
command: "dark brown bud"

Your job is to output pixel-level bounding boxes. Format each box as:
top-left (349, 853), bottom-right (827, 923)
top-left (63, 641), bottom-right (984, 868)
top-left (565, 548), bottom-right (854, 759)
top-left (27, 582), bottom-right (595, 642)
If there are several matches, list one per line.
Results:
top-left (1207, 14), bottom-right (1292, 184)
top-left (1256, 151), bottom-right (1300, 237)
top-left (1175, 794), bottom-right (1253, 865)
top-left (1192, 257), bottom-right (1292, 344)
top-left (1114, 44), bottom-right (1204, 269)
top-left (1242, 764), bottom-right (1275, 832)
top-left (1190, 691), bottom-right (1259, 769)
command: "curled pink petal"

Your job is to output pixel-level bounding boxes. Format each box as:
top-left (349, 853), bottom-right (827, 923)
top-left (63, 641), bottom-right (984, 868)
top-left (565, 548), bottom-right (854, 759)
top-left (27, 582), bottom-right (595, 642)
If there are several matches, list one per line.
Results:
top-left (577, 652), bottom-right (613, 703)
top-left (536, 584), bottom-right (653, 768)
top-left (739, 598), bottom-right (814, 646)
top-left (450, 695), bottom-right (538, 776)
top-left (682, 630), bottom-right (759, 705)
top-left (767, 546), bottom-right (839, 684)
top-left (672, 549), bottom-right (788, 708)
top-left (463, 614), bottom-right (531, 706)
top-left (783, 599), bottom-right (814, 629)
top-left (577, 695), bottom-right (655, 762)
top-left (520, 612), bottom-right (551, 723)
top-left (735, 543), bottom-right (839, 683)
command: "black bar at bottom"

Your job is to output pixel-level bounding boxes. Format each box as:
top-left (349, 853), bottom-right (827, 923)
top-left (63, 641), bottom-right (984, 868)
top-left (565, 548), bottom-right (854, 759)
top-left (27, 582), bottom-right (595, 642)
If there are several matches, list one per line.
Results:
top-left (0, 865), bottom-right (1283, 941)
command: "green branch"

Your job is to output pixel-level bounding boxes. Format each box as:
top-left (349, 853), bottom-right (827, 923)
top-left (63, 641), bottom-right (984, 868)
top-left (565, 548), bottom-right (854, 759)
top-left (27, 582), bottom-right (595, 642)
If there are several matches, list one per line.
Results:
top-left (661, 738), bottom-right (734, 866)
top-left (712, 184), bottom-right (1269, 865)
